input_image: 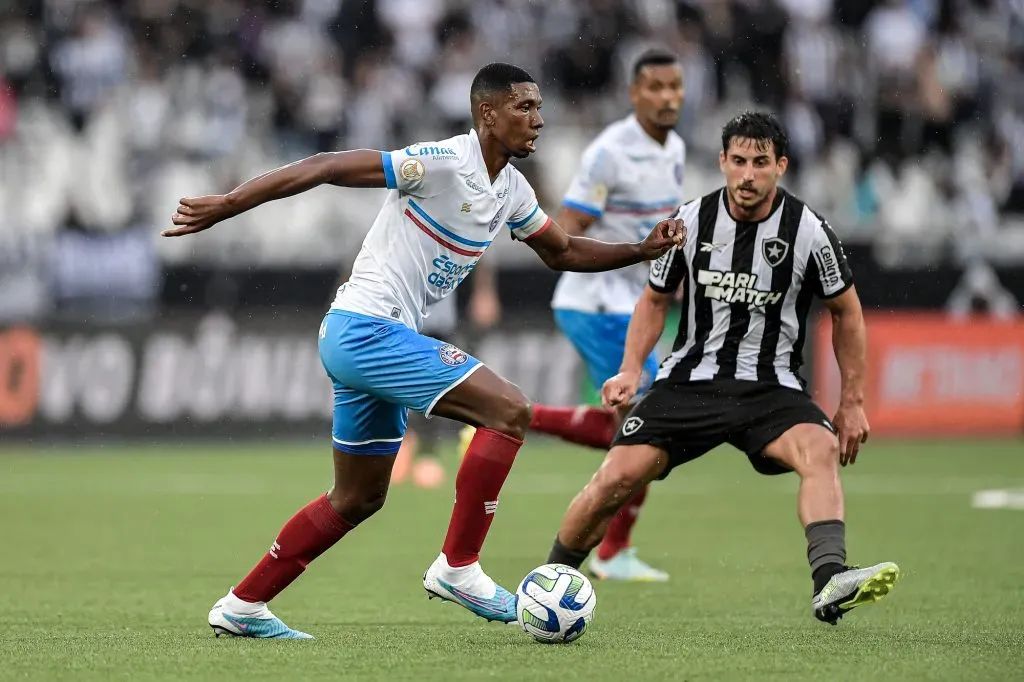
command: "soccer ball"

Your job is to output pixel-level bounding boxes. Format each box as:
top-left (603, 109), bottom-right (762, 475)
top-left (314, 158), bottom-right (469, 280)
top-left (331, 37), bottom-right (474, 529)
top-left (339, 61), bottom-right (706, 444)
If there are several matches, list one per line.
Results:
top-left (515, 563), bottom-right (596, 643)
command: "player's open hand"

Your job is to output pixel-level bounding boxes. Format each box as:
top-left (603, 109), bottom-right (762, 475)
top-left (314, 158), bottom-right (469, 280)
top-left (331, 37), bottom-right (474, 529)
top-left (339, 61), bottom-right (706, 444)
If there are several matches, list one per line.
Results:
top-left (640, 218), bottom-right (686, 260)
top-left (163, 195), bottom-right (236, 237)
top-left (602, 370), bottom-right (641, 410)
top-left (832, 402), bottom-right (869, 465)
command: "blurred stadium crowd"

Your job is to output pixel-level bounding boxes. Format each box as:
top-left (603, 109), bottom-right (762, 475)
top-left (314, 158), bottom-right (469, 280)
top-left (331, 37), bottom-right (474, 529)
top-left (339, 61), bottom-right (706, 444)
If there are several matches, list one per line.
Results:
top-left (1, 0), bottom-right (1023, 319)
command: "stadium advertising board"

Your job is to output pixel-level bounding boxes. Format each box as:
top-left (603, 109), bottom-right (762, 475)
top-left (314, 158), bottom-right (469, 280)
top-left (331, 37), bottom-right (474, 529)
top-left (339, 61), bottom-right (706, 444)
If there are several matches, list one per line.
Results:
top-left (813, 314), bottom-right (1024, 436)
top-left (0, 312), bottom-right (582, 440)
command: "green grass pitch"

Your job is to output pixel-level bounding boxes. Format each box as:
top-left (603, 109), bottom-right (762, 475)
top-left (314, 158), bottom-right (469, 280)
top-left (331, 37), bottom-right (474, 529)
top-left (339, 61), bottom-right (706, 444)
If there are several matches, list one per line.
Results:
top-left (2, 439), bottom-right (1022, 681)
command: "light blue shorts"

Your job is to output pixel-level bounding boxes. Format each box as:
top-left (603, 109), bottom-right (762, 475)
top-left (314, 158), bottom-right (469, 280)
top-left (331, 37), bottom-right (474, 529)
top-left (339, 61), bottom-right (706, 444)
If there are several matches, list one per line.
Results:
top-left (553, 309), bottom-right (659, 394)
top-left (318, 310), bottom-right (482, 455)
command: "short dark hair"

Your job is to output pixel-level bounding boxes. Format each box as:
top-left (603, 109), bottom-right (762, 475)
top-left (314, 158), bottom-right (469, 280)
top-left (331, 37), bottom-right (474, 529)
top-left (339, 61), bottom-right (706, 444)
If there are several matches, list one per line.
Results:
top-left (721, 111), bottom-right (789, 159)
top-left (470, 62), bottom-right (535, 104)
top-left (632, 48), bottom-right (679, 83)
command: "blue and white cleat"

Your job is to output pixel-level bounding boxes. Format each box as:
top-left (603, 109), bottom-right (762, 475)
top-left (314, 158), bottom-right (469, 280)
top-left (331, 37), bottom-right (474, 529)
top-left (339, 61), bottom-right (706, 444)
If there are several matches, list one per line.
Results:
top-left (588, 547), bottom-right (669, 582)
top-left (423, 552), bottom-right (517, 624)
top-left (208, 590), bottom-right (314, 639)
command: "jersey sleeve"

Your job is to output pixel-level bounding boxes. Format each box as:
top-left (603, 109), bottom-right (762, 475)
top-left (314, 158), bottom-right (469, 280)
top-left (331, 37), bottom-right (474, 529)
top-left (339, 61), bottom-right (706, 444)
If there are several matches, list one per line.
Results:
top-left (808, 215), bottom-right (854, 298)
top-left (506, 172), bottom-right (552, 241)
top-left (562, 144), bottom-right (617, 218)
top-left (381, 141), bottom-right (461, 198)
top-left (649, 202), bottom-right (693, 293)
top-left (648, 245), bottom-right (686, 293)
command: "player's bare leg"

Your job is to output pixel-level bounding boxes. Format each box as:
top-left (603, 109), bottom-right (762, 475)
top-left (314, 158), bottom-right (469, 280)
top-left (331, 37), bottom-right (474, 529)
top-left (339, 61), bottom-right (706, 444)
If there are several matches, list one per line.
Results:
top-left (209, 451), bottom-right (395, 639)
top-left (545, 444), bottom-right (669, 570)
top-left (584, 406), bottom-right (666, 581)
top-left (421, 365), bottom-right (532, 623)
top-left (763, 423), bottom-right (899, 624)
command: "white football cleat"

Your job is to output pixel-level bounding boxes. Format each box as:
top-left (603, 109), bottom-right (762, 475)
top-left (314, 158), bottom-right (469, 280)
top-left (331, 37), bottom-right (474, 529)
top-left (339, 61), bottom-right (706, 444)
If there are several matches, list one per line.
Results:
top-left (422, 553), bottom-right (517, 623)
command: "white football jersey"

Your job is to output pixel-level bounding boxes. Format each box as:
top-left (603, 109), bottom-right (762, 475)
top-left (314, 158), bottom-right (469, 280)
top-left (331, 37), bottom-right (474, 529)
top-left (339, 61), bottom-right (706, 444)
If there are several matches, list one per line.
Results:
top-left (551, 115), bottom-right (686, 315)
top-left (332, 130), bottom-right (550, 331)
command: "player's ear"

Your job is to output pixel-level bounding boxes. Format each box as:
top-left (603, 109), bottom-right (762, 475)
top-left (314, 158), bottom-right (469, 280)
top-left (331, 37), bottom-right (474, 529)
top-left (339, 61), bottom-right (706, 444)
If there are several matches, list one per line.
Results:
top-left (776, 155), bottom-right (789, 177)
top-left (718, 149), bottom-right (727, 173)
top-left (478, 98), bottom-right (497, 128)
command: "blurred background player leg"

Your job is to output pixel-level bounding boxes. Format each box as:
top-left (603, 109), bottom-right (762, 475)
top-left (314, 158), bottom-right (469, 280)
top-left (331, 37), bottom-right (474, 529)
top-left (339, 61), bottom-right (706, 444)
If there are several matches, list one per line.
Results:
top-left (393, 409), bottom-right (447, 488)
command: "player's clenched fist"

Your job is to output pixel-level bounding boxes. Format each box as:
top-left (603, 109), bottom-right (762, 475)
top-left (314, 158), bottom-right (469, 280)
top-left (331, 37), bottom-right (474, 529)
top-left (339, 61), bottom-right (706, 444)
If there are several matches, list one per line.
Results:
top-left (602, 370), bottom-right (641, 410)
top-left (639, 218), bottom-right (686, 260)
top-left (163, 195), bottom-right (237, 237)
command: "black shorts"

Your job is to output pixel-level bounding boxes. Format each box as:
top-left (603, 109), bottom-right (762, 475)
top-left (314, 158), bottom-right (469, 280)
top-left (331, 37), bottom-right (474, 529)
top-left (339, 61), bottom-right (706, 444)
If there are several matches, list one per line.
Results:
top-left (612, 379), bottom-right (834, 478)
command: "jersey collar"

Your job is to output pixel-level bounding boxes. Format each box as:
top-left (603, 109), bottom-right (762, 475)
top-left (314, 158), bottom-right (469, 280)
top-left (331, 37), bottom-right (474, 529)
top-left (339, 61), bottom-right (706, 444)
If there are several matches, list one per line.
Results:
top-left (468, 128), bottom-right (507, 189)
top-left (627, 114), bottom-right (675, 153)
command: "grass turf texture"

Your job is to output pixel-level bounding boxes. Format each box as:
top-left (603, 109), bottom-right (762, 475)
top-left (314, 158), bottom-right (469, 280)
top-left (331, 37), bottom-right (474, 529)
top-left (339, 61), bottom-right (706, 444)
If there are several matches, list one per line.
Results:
top-left (2, 439), bottom-right (1022, 681)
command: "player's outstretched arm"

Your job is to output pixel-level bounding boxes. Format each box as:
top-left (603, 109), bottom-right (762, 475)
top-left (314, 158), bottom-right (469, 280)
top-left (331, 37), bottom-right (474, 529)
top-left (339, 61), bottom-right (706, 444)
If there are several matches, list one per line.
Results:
top-left (824, 286), bottom-right (869, 466)
top-left (526, 218), bottom-right (685, 272)
top-left (602, 285), bottom-right (674, 408)
top-left (163, 150), bottom-right (388, 237)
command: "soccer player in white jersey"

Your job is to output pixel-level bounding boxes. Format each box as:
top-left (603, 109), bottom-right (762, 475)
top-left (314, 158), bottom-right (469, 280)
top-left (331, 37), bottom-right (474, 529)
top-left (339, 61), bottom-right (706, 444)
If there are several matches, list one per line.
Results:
top-left (528, 50), bottom-right (688, 581)
top-left (163, 63), bottom-right (685, 639)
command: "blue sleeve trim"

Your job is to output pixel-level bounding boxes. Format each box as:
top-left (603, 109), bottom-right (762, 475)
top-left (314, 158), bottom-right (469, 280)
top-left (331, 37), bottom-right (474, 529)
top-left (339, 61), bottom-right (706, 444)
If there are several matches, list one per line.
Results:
top-left (562, 199), bottom-right (603, 218)
top-left (506, 204), bottom-right (540, 229)
top-left (381, 151), bottom-right (397, 189)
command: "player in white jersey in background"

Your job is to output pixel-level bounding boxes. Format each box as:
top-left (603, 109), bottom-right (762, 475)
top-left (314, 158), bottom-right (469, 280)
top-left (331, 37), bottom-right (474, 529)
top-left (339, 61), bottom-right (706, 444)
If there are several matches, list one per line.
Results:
top-left (163, 63), bottom-right (685, 638)
top-left (470, 50), bottom-right (687, 582)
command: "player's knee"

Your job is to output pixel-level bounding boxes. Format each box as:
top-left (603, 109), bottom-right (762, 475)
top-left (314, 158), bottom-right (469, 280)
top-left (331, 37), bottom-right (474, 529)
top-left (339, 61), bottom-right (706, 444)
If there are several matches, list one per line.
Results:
top-left (327, 487), bottom-right (388, 525)
top-left (482, 385), bottom-right (531, 440)
top-left (795, 433), bottom-right (840, 475)
top-left (591, 458), bottom-right (644, 511)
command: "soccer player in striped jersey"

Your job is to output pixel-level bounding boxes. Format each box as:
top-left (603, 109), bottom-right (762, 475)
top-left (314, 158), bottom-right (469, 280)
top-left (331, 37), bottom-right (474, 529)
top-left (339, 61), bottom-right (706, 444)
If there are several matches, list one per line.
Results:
top-left (546, 112), bottom-right (900, 625)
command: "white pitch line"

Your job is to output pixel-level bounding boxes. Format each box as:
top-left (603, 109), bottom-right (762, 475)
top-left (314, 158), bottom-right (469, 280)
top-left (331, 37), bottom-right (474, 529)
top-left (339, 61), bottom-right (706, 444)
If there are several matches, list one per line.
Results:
top-left (972, 489), bottom-right (1024, 510)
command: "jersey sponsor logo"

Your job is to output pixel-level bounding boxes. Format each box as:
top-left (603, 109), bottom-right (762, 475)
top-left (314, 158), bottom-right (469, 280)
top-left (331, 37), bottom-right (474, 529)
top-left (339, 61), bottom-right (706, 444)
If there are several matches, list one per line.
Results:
top-left (461, 202), bottom-right (472, 213)
top-left (650, 249), bottom-right (672, 282)
top-left (621, 416), bottom-right (644, 436)
top-left (405, 144), bottom-right (458, 160)
top-left (814, 244), bottom-right (841, 290)
top-left (465, 177), bottom-right (486, 193)
top-left (399, 158), bottom-right (425, 182)
top-left (700, 241), bottom-right (727, 253)
top-left (428, 254), bottom-right (476, 292)
top-left (761, 236), bottom-right (789, 268)
top-left (438, 343), bottom-right (469, 366)
top-left (696, 269), bottom-right (783, 307)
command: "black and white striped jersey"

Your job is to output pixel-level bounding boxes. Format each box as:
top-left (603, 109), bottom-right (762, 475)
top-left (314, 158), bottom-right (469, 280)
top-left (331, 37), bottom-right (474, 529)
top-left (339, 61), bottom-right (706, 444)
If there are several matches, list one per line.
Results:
top-left (649, 187), bottom-right (853, 390)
